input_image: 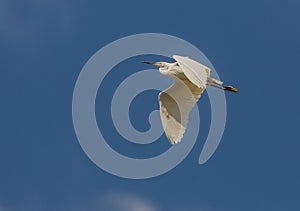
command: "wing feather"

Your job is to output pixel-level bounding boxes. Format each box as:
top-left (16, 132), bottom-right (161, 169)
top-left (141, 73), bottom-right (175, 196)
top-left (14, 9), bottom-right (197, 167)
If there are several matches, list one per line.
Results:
top-left (159, 78), bottom-right (205, 144)
top-left (173, 55), bottom-right (210, 88)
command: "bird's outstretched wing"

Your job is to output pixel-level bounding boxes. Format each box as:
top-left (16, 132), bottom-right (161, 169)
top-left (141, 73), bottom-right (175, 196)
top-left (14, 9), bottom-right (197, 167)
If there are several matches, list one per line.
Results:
top-left (159, 78), bottom-right (205, 144)
top-left (173, 55), bottom-right (210, 88)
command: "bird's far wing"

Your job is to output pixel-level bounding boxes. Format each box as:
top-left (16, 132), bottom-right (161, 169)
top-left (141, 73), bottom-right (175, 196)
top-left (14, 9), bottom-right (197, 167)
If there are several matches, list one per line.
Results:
top-left (159, 79), bottom-right (205, 144)
top-left (173, 55), bottom-right (210, 88)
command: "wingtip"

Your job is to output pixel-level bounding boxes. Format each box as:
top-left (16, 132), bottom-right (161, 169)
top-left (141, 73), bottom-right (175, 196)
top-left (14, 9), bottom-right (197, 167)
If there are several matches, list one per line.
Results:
top-left (168, 137), bottom-right (182, 145)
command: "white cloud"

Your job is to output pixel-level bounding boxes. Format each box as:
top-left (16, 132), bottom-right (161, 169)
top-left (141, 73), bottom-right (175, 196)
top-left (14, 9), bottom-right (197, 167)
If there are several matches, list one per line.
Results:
top-left (90, 191), bottom-right (159, 211)
top-left (0, 191), bottom-right (217, 211)
top-left (68, 190), bottom-right (159, 211)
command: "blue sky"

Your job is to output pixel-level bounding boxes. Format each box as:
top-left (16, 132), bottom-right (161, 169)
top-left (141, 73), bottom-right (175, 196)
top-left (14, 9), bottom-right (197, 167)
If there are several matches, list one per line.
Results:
top-left (1, 0), bottom-right (300, 210)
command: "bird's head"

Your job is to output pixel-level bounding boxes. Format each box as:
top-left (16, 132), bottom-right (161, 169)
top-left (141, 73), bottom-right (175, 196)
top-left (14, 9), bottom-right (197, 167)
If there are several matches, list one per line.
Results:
top-left (142, 61), bottom-right (170, 71)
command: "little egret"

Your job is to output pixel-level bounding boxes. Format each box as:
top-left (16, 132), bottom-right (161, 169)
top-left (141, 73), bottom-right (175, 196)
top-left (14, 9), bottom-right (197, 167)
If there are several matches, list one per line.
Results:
top-left (143, 55), bottom-right (238, 144)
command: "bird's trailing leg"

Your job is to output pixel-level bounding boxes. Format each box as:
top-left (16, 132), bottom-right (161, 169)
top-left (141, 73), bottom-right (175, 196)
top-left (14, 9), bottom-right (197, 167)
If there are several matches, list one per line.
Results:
top-left (207, 77), bottom-right (238, 93)
top-left (207, 77), bottom-right (223, 89)
top-left (223, 85), bottom-right (238, 93)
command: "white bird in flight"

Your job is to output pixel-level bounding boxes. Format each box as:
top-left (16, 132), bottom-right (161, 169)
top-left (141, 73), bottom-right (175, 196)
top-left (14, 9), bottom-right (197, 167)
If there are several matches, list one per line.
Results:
top-left (143, 55), bottom-right (238, 144)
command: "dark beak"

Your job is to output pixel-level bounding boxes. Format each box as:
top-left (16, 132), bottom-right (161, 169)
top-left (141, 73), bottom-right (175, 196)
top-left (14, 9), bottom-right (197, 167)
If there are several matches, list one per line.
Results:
top-left (142, 61), bottom-right (160, 68)
top-left (142, 61), bottom-right (155, 65)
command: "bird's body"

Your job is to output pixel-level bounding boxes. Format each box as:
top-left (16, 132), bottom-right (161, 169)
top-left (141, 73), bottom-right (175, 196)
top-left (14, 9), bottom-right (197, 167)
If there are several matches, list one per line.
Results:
top-left (144, 55), bottom-right (238, 144)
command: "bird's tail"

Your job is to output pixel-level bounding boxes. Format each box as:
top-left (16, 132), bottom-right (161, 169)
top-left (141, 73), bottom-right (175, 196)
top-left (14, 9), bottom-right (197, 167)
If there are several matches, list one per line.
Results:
top-left (223, 85), bottom-right (238, 93)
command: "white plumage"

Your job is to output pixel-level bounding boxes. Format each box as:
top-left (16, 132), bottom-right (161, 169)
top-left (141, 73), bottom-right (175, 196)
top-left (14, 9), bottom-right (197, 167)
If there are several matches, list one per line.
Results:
top-left (143, 55), bottom-right (238, 144)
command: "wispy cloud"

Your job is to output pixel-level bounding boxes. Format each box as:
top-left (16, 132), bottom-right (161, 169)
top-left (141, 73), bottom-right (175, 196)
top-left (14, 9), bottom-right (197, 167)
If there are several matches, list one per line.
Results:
top-left (92, 191), bottom-right (217, 211)
top-left (0, 190), bottom-right (216, 211)
top-left (73, 191), bottom-right (160, 211)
